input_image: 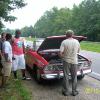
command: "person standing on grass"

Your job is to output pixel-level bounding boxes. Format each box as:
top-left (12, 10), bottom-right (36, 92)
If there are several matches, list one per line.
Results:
top-left (12, 29), bottom-right (30, 80)
top-left (0, 33), bottom-right (12, 88)
top-left (60, 30), bottom-right (80, 96)
top-left (0, 33), bottom-right (6, 76)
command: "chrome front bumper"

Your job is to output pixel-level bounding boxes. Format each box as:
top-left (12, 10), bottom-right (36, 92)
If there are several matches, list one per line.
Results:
top-left (41, 69), bottom-right (92, 79)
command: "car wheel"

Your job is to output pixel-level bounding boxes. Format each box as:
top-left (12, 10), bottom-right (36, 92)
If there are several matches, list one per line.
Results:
top-left (35, 68), bottom-right (42, 83)
top-left (77, 75), bottom-right (85, 80)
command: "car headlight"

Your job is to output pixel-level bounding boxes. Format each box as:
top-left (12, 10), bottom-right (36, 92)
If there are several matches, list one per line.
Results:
top-left (78, 61), bottom-right (91, 69)
top-left (44, 65), bottom-right (54, 71)
top-left (44, 64), bottom-right (60, 71)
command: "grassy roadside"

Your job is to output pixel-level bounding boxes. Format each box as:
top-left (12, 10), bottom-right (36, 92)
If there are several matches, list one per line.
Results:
top-left (80, 41), bottom-right (100, 53)
top-left (0, 73), bottom-right (32, 100)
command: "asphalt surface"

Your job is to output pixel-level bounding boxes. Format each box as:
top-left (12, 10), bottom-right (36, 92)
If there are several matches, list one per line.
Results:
top-left (80, 50), bottom-right (100, 80)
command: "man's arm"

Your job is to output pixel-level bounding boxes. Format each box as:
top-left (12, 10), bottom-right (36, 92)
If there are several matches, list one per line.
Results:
top-left (77, 42), bottom-right (80, 53)
top-left (4, 53), bottom-right (10, 62)
top-left (22, 39), bottom-right (26, 54)
top-left (23, 43), bottom-right (25, 54)
top-left (3, 42), bottom-right (10, 62)
top-left (59, 51), bottom-right (64, 58)
top-left (0, 40), bottom-right (2, 56)
top-left (59, 42), bottom-right (64, 58)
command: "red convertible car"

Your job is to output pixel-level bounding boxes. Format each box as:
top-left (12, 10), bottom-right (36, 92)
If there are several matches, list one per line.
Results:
top-left (25, 35), bottom-right (92, 82)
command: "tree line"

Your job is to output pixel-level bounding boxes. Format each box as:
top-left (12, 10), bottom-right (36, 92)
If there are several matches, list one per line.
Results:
top-left (1, 0), bottom-right (100, 42)
top-left (34, 0), bottom-right (100, 41)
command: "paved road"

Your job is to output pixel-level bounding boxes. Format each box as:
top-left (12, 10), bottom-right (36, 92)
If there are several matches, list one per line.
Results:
top-left (80, 50), bottom-right (100, 80)
top-left (23, 75), bottom-right (100, 100)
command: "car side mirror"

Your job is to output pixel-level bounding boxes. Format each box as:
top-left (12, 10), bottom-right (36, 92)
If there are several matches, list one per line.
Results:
top-left (25, 41), bottom-right (33, 50)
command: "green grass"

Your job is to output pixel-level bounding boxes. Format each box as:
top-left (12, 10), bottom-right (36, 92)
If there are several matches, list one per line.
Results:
top-left (80, 41), bottom-right (100, 53)
top-left (0, 73), bottom-right (32, 100)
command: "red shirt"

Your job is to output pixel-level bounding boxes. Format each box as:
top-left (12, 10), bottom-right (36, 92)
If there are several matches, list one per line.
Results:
top-left (12, 38), bottom-right (24, 55)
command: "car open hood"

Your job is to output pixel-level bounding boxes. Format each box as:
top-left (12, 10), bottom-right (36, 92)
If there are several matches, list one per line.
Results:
top-left (37, 35), bottom-right (86, 52)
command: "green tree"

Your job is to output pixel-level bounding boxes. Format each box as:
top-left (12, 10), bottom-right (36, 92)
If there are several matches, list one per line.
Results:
top-left (34, 7), bottom-right (72, 37)
top-left (72, 0), bottom-right (100, 41)
top-left (21, 26), bottom-right (34, 37)
top-left (0, 0), bottom-right (26, 30)
top-left (34, 0), bottom-right (100, 41)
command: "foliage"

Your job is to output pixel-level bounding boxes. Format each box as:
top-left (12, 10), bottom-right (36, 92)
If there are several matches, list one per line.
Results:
top-left (21, 26), bottom-right (35, 37)
top-left (34, 0), bottom-right (100, 41)
top-left (2, 28), bottom-right (15, 35)
top-left (0, 0), bottom-right (26, 30)
top-left (2, 26), bottom-right (35, 37)
top-left (72, 0), bottom-right (100, 41)
top-left (34, 7), bottom-right (72, 37)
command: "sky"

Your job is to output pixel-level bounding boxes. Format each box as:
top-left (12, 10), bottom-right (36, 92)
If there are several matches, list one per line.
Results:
top-left (4, 0), bottom-right (83, 29)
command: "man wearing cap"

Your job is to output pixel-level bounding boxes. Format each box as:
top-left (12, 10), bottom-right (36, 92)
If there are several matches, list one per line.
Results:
top-left (60, 30), bottom-right (80, 96)
top-left (12, 30), bottom-right (30, 80)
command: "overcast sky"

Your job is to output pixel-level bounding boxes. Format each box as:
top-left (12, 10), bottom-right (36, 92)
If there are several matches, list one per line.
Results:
top-left (4, 0), bottom-right (83, 29)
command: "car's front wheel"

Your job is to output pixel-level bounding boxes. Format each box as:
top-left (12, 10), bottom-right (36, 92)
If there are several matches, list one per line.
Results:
top-left (34, 67), bottom-right (42, 83)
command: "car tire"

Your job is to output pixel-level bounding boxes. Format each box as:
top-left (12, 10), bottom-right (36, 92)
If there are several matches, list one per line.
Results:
top-left (77, 75), bottom-right (85, 80)
top-left (34, 67), bottom-right (42, 83)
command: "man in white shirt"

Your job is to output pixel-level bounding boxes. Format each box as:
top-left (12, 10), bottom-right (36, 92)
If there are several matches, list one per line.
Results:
top-left (0, 33), bottom-right (12, 88)
top-left (60, 30), bottom-right (80, 96)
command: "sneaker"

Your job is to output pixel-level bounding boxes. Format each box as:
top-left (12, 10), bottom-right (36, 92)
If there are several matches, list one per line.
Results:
top-left (22, 77), bottom-right (31, 80)
top-left (22, 77), bottom-right (26, 80)
top-left (62, 91), bottom-right (70, 96)
top-left (72, 90), bottom-right (79, 96)
top-left (14, 78), bottom-right (18, 81)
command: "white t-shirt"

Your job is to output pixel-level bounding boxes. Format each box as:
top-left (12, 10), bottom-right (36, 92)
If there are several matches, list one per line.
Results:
top-left (3, 41), bottom-right (12, 62)
top-left (60, 38), bottom-right (80, 64)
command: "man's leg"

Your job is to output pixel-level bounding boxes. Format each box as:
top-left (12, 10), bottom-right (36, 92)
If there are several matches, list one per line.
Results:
top-left (62, 61), bottom-right (70, 96)
top-left (70, 64), bottom-right (78, 96)
top-left (19, 55), bottom-right (31, 80)
top-left (0, 75), bottom-right (8, 88)
top-left (21, 69), bottom-right (26, 79)
top-left (21, 69), bottom-right (31, 80)
top-left (12, 55), bottom-right (18, 79)
top-left (0, 62), bottom-right (3, 76)
top-left (0, 67), bottom-right (2, 76)
top-left (13, 71), bottom-right (17, 79)
top-left (0, 62), bottom-right (11, 88)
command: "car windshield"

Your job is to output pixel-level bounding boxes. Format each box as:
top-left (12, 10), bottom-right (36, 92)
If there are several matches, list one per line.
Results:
top-left (33, 38), bottom-right (44, 50)
top-left (25, 38), bottom-right (44, 50)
